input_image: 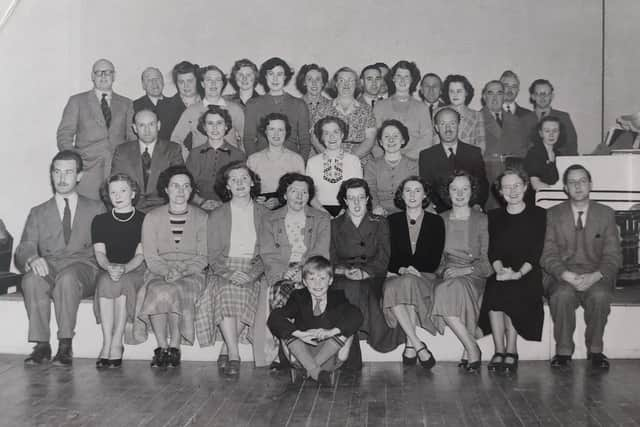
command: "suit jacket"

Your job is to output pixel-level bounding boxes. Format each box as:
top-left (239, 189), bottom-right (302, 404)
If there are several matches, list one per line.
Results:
top-left (418, 141), bottom-right (489, 212)
top-left (207, 202), bottom-right (267, 281)
top-left (513, 103), bottom-right (533, 118)
top-left (540, 200), bottom-right (622, 286)
top-left (387, 211), bottom-right (445, 274)
top-left (482, 107), bottom-right (530, 158)
top-left (156, 93), bottom-right (187, 142)
top-left (330, 213), bottom-right (390, 277)
top-left (259, 206), bottom-right (331, 285)
top-left (56, 90), bottom-right (135, 199)
top-left (134, 94), bottom-right (162, 113)
top-left (111, 139), bottom-right (184, 211)
top-left (15, 195), bottom-right (105, 272)
top-left (521, 108), bottom-right (578, 156)
top-left (268, 288), bottom-right (363, 339)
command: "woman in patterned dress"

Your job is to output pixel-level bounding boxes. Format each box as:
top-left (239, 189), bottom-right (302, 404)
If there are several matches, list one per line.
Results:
top-left (133, 166), bottom-right (208, 368)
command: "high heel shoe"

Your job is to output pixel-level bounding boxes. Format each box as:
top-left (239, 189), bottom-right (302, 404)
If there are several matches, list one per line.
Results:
top-left (402, 345), bottom-right (417, 366)
top-left (487, 353), bottom-right (505, 372)
top-left (416, 344), bottom-right (436, 370)
top-left (109, 347), bottom-right (124, 368)
top-left (457, 359), bottom-right (468, 368)
top-left (464, 348), bottom-right (482, 374)
top-left (502, 353), bottom-right (518, 374)
top-left (95, 358), bottom-right (111, 369)
top-left (217, 354), bottom-right (229, 371)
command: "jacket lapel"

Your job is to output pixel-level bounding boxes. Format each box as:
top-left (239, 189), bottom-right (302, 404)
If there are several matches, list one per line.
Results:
top-left (87, 91), bottom-right (107, 128)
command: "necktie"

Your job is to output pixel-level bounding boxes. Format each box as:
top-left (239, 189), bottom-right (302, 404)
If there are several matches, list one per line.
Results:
top-left (448, 147), bottom-right (456, 168)
top-left (576, 211), bottom-right (584, 230)
top-left (371, 98), bottom-right (376, 108)
top-left (142, 147), bottom-right (152, 190)
top-left (62, 198), bottom-right (71, 245)
top-left (313, 299), bottom-right (323, 316)
top-left (101, 93), bottom-right (112, 128)
top-left (429, 104), bottom-right (434, 119)
top-left (496, 112), bottom-right (503, 128)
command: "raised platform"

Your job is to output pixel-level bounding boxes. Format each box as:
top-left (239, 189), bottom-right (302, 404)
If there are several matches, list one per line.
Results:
top-left (1, 290), bottom-right (640, 362)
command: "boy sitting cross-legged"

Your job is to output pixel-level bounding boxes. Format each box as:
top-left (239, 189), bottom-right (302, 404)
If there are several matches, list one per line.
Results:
top-left (267, 256), bottom-right (363, 386)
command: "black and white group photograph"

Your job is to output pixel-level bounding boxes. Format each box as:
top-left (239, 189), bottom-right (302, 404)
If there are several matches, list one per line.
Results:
top-left (0, 0), bottom-right (639, 425)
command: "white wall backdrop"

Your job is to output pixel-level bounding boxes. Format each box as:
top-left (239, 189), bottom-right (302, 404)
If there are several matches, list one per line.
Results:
top-left (0, 0), bottom-right (608, 267)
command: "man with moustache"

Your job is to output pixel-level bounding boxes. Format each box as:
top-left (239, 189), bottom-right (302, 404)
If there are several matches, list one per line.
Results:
top-left (418, 107), bottom-right (489, 212)
top-left (541, 165), bottom-right (621, 370)
top-left (500, 70), bottom-right (534, 118)
top-left (357, 64), bottom-right (384, 108)
top-left (16, 151), bottom-right (105, 366)
top-left (134, 67), bottom-right (165, 112)
top-left (57, 59), bottom-right (135, 200)
top-left (111, 109), bottom-right (184, 212)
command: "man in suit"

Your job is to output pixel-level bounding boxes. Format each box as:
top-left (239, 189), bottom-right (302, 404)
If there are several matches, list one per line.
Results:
top-left (357, 64), bottom-right (383, 108)
top-left (133, 67), bottom-right (164, 112)
top-left (500, 70), bottom-right (534, 117)
top-left (419, 107), bottom-right (489, 212)
top-left (16, 151), bottom-right (105, 366)
top-left (541, 165), bottom-right (622, 370)
top-left (56, 59), bottom-right (135, 200)
top-left (419, 73), bottom-right (444, 122)
top-left (521, 79), bottom-right (578, 156)
top-left (111, 109), bottom-right (184, 212)
top-left (156, 60), bottom-right (201, 143)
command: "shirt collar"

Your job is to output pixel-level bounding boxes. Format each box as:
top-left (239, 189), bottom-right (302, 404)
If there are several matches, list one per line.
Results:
top-left (200, 141), bottom-right (233, 154)
top-left (442, 141), bottom-right (458, 155)
top-left (95, 90), bottom-right (112, 101)
top-left (503, 102), bottom-right (516, 113)
top-left (203, 97), bottom-right (227, 108)
top-left (139, 140), bottom-right (157, 156)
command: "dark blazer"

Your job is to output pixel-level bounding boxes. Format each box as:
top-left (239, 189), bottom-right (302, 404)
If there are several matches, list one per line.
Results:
top-left (330, 213), bottom-right (390, 277)
top-left (156, 93), bottom-right (187, 141)
top-left (15, 195), bottom-right (105, 272)
top-left (133, 94), bottom-right (162, 113)
top-left (482, 107), bottom-right (529, 158)
top-left (259, 206), bottom-right (331, 285)
top-left (111, 139), bottom-right (184, 212)
top-left (418, 141), bottom-right (489, 212)
top-left (268, 288), bottom-right (363, 339)
top-left (521, 108), bottom-right (578, 156)
top-left (513, 103), bottom-right (533, 118)
top-left (387, 211), bottom-right (445, 274)
top-left (540, 201), bottom-right (622, 286)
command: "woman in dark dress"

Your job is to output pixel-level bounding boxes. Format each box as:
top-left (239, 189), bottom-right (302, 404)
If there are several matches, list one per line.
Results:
top-left (330, 178), bottom-right (404, 362)
top-left (479, 167), bottom-right (546, 373)
top-left (523, 115), bottom-right (565, 205)
top-left (92, 173), bottom-right (146, 368)
top-left (382, 176), bottom-right (445, 369)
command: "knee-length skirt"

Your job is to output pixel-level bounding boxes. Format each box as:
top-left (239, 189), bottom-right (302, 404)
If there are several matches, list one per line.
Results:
top-left (93, 264), bottom-right (145, 324)
top-left (382, 272), bottom-right (438, 335)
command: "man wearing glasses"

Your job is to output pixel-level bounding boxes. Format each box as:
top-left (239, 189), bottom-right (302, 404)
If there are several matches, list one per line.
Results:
top-left (541, 164), bottom-right (621, 370)
top-left (57, 59), bottom-right (135, 200)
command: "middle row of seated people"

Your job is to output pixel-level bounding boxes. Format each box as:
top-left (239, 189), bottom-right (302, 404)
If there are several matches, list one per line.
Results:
top-left (18, 148), bottom-right (621, 378)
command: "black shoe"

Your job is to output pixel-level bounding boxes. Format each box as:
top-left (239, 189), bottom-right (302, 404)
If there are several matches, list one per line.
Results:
top-left (550, 354), bottom-right (571, 368)
top-left (502, 353), bottom-right (518, 374)
top-left (24, 342), bottom-right (52, 365)
top-left (224, 359), bottom-right (240, 377)
top-left (589, 352), bottom-right (610, 370)
top-left (52, 340), bottom-right (73, 366)
top-left (464, 348), bottom-right (482, 374)
top-left (109, 347), bottom-right (124, 368)
top-left (150, 347), bottom-right (168, 368)
top-left (416, 345), bottom-right (436, 370)
top-left (317, 370), bottom-right (334, 387)
top-left (457, 358), bottom-right (468, 368)
top-left (167, 347), bottom-right (181, 367)
top-left (217, 354), bottom-right (229, 371)
top-left (402, 345), bottom-right (417, 366)
top-left (96, 358), bottom-right (111, 369)
top-left (487, 353), bottom-right (505, 372)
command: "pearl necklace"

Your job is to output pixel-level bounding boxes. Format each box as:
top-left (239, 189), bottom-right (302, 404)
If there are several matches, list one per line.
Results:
top-left (111, 208), bottom-right (135, 223)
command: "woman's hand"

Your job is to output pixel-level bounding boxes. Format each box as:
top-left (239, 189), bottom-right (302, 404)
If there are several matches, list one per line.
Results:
top-left (404, 266), bottom-right (421, 277)
top-left (165, 268), bottom-right (182, 282)
top-left (372, 206), bottom-right (387, 216)
top-left (200, 199), bottom-right (222, 211)
top-left (263, 197), bottom-right (280, 210)
top-left (345, 268), bottom-right (369, 280)
top-left (443, 266), bottom-right (472, 279)
top-left (107, 264), bottom-right (125, 282)
top-left (284, 266), bottom-right (301, 282)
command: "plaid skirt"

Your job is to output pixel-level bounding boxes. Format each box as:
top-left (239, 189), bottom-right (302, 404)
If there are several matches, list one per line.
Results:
top-left (129, 269), bottom-right (205, 346)
top-left (195, 257), bottom-right (263, 347)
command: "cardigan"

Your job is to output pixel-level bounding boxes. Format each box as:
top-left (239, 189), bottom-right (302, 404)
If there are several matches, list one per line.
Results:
top-left (387, 211), bottom-right (445, 274)
top-left (437, 209), bottom-right (492, 277)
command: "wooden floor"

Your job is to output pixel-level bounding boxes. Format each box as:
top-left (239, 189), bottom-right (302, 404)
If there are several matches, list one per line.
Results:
top-left (2, 355), bottom-right (640, 427)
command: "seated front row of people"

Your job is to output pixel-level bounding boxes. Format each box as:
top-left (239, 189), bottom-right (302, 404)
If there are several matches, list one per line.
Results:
top-left (16, 150), bottom-right (622, 376)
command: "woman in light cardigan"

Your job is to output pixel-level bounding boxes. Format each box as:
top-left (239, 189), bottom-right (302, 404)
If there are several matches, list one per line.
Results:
top-left (195, 161), bottom-right (268, 375)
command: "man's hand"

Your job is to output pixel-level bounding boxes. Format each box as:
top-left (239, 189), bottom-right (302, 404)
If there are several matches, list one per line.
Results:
top-left (29, 257), bottom-right (49, 277)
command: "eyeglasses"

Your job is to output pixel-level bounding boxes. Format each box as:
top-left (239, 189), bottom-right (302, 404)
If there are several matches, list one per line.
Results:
top-left (93, 70), bottom-right (114, 77)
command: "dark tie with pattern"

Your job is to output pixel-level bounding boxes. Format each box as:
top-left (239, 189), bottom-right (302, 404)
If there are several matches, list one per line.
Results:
top-left (429, 104), bottom-right (434, 119)
top-left (313, 299), bottom-right (322, 316)
top-left (448, 147), bottom-right (456, 169)
top-left (496, 112), bottom-right (503, 128)
top-left (101, 93), bottom-right (112, 128)
top-left (576, 211), bottom-right (584, 230)
top-left (62, 198), bottom-right (71, 245)
top-left (142, 147), bottom-right (152, 191)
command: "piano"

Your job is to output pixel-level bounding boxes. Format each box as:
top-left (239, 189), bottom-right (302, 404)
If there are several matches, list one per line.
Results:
top-left (536, 155), bottom-right (640, 285)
